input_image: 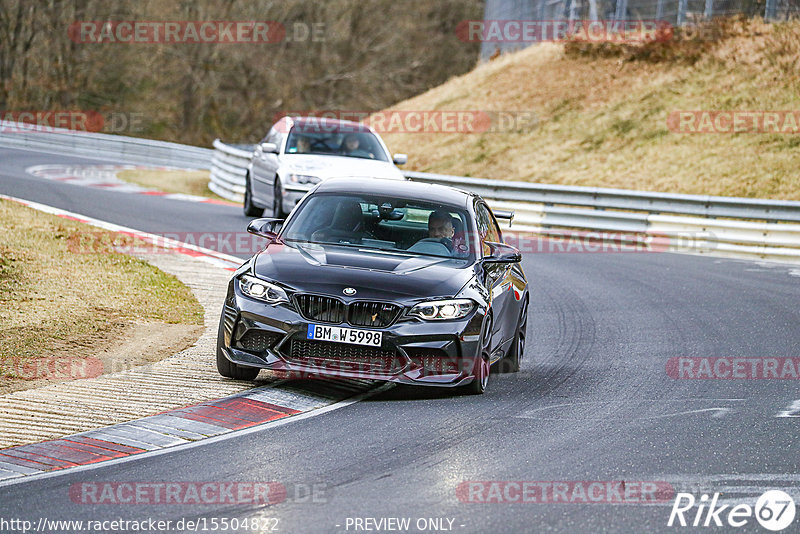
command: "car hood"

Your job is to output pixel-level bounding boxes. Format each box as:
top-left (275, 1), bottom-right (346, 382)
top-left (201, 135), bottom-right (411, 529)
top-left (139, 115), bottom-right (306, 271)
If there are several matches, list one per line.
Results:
top-left (281, 154), bottom-right (404, 180)
top-left (253, 241), bottom-right (474, 301)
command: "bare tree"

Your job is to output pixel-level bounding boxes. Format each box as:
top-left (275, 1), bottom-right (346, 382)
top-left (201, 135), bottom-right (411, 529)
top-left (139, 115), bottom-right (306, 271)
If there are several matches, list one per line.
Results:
top-left (0, 1), bottom-right (37, 108)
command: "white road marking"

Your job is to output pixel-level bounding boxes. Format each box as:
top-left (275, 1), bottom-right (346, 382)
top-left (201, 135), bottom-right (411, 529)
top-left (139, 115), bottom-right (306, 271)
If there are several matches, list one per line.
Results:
top-left (0, 194), bottom-right (394, 487)
top-left (0, 382), bottom-right (393, 488)
top-left (514, 399), bottom-right (744, 420)
top-left (645, 408), bottom-right (732, 419)
top-left (776, 399), bottom-right (800, 417)
top-left (0, 194), bottom-right (242, 270)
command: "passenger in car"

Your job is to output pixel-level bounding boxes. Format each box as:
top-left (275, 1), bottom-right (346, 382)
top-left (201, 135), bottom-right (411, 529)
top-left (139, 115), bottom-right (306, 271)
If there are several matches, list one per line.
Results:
top-left (310, 200), bottom-right (364, 243)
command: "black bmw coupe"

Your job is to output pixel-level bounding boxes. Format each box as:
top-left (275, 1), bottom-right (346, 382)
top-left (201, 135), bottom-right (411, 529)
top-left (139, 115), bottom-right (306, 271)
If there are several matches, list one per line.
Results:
top-left (217, 178), bottom-right (528, 394)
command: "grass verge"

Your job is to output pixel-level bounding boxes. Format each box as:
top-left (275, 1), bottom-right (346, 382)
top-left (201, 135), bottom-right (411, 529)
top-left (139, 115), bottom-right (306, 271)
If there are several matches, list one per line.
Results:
top-left (0, 199), bottom-right (204, 394)
top-left (116, 168), bottom-right (231, 202)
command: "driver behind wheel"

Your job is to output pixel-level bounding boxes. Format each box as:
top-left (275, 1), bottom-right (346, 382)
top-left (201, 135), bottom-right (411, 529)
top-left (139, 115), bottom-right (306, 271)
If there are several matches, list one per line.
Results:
top-left (426, 209), bottom-right (456, 253)
top-left (428, 209), bottom-right (454, 240)
top-left (419, 210), bottom-right (469, 257)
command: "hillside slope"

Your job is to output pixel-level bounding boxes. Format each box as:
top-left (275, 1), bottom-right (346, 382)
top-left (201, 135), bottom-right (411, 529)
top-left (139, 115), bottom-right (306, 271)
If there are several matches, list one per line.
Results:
top-left (381, 18), bottom-right (800, 199)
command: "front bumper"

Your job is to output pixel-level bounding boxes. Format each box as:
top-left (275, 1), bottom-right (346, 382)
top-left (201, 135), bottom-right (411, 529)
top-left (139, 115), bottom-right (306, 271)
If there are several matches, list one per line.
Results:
top-left (219, 284), bottom-right (484, 387)
top-left (281, 187), bottom-right (307, 213)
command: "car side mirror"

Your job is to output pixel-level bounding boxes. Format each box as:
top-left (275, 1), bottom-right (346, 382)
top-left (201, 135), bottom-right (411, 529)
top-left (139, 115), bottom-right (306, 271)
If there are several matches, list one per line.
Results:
top-left (247, 218), bottom-right (283, 240)
top-left (483, 241), bottom-right (521, 264)
top-left (492, 209), bottom-right (514, 227)
top-left (259, 142), bottom-right (279, 154)
top-left (392, 153), bottom-right (408, 165)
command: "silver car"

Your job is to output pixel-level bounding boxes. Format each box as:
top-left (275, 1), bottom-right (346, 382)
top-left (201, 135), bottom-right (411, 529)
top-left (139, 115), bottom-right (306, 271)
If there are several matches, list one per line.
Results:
top-left (244, 116), bottom-right (408, 217)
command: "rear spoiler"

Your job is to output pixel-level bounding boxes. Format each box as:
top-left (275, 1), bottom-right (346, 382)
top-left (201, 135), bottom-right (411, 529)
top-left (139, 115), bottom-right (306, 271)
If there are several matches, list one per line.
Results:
top-left (493, 209), bottom-right (514, 226)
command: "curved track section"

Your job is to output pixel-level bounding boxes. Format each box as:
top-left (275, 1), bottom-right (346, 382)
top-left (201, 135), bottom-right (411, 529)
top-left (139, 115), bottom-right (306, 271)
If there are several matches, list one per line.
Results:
top-left (1, 146), bottom-right (799, 533)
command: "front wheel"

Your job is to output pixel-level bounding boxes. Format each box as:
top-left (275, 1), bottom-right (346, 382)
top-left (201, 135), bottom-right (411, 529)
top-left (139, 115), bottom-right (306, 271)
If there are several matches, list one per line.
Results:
top-left (497, 295), bottom-right (527, 373)
top-left (460, 316), bottom-right (492, 395)
top-left (216, 318), bottom-right (260, 381)
top-left (462, 354), bottom-right (490, 395)
top-left (243, 173), bottom-right (264, 217)
top-left (272, 179), bottom-right (286, 218)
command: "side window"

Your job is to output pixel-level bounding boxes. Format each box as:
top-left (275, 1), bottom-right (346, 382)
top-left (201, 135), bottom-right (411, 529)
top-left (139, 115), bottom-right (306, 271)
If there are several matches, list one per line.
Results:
top-left (476, 202), bottom-right (500, 256)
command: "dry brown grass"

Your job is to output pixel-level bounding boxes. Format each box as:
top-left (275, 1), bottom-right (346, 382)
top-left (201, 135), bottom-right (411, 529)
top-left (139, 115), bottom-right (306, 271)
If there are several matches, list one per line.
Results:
top-left (115, 169), bottom-right (230, 201)
top-left (0, 199), bottom-right (204, 391)
top-left (381, 17), bottom-right (800, 199)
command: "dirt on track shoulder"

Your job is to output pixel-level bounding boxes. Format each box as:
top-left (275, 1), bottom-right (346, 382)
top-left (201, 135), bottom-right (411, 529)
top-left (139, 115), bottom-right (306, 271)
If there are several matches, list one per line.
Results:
top-left (0, 198), bottom-right (204, 395)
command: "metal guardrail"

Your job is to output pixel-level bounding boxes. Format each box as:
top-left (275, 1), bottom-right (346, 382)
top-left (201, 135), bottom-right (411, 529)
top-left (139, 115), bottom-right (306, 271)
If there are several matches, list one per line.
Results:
top-left (404, 170), bottom-right (800, 223)
top-left (3, 123), bottom-right (796, 263)
top-left (209, 139), bottom-right (250, 202)
top-left (5, 122), bottom-right (795, 262)
top-left (209, 140), bottom-right (800, 263)
top-left (0, 121), bottom-right (213, 169)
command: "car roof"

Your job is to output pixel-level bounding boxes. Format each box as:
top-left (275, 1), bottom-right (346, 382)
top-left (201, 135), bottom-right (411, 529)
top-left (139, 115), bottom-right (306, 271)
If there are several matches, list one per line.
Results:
top-left (314, 178), bottom-right (476, 208)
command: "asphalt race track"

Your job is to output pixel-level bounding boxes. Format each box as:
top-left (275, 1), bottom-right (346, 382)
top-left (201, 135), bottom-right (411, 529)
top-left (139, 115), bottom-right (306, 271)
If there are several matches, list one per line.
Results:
top-left (1, 146), bottom-right (799, 533)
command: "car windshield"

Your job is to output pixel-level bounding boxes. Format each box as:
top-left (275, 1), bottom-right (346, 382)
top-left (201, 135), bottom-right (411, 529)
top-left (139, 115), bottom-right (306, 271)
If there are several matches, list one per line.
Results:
top-left (285, 127), bottom-right (389, 162)
top-left (282, 193), bottom-right (473, 259)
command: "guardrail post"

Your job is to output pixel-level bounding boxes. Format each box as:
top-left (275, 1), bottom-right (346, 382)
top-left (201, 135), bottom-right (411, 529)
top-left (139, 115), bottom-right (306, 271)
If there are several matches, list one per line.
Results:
top-left (209, 139), bottom-right (253, 202)
top-left (614, 0), bottom-right (628, 22)
top-left (704, 0), bottom-right (713, 18)
top-left (569, 0), bottom-right (580, 22)
top-left (764, 0), bottom-right (777, 20)
top-left (677, 0), bottom-right (688, 25)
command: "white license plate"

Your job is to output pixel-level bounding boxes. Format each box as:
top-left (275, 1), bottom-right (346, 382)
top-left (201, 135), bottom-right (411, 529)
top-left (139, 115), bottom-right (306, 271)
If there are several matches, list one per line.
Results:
top-left (306, 324), bottom-right (382, 347)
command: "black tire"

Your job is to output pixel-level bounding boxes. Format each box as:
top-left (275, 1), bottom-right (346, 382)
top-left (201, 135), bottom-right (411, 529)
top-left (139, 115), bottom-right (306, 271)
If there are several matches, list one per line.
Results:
top-left (497, 295), bottom-right (528, 374)
top-left (216, 318), bottom-right (260, 381)
top-left (243, 173), bottom-right (264, 217)
top-left (272, 179), bottom-right (286, 218)
top-left (460, 316), bottom-right (492, 395)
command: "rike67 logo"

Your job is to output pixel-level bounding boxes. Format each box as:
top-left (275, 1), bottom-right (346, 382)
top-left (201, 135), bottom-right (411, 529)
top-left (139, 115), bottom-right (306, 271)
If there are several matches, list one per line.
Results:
top-left (668, 490), bottom-right (796, 531)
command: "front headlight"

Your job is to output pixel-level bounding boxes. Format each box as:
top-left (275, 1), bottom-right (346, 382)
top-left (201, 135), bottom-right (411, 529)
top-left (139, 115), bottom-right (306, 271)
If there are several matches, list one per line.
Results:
top-left (288, 173), bottom-right (321, 185)
top-left (238, 274), bottom-right (289, 304)
top-left (409, 299), bottom-right (474, 320)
